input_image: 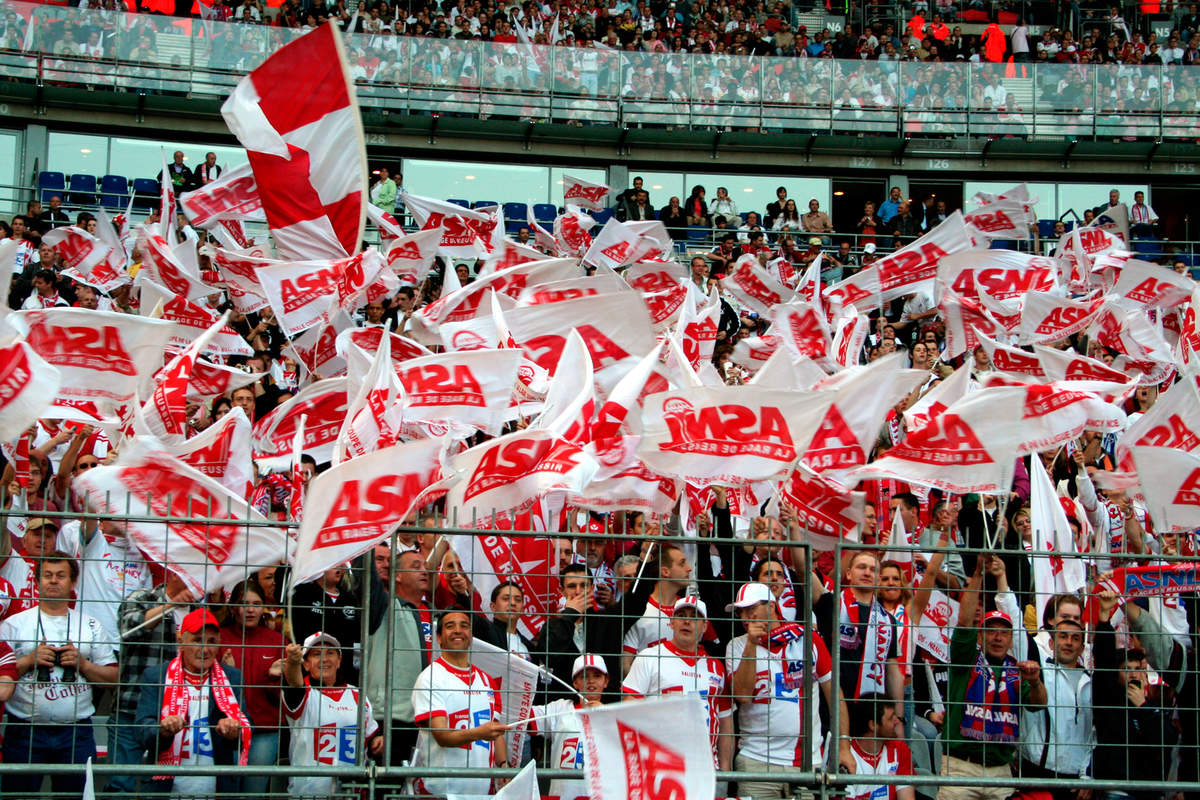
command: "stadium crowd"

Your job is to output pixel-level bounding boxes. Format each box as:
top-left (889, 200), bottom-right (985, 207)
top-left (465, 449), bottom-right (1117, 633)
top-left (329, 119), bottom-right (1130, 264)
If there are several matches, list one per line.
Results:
top-left (1, 160), bottom-right (1199, 800)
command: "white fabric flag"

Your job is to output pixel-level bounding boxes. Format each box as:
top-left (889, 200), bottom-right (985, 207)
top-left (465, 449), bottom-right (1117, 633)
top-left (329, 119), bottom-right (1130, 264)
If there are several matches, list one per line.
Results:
top-left (936, 249), bottom-right (1060, 302)
top-left (252, 377), bottom-right (350, 466)
top-left (396, 349), bottom-right (522, 437)
top-left (1130, 446), bottom-right (1200, 532)
top-left (139, 279), bottom-right (255, 357)
top-left (1029, 454), bottom-right (1087, 625)
top-left (0, 341), bottom-right (62, 443)
top-left (468, 639), bottom-right (544, 768)
top-left (562, 175), bottom-right (611, 211)
top-left (334, 325), bottom-right (402, 464)
top-left (903, 364), bottom-right (971, 434)
top-left (73, 439), bottom-right (287, 597)
top-left (721, 254), bottom-right (791, 316)
top-left (577, 696), bottom-right (715, 800)
top-left (163, 407), bottom-right (255, 499)
top-left (291, 437), bottom-right (445, 586)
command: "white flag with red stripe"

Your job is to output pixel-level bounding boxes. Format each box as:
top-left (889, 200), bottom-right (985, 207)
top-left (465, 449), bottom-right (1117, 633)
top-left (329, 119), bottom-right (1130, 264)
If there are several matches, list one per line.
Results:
top-left (139, 313), bottom-right (232, 443)
top-left (721, 254), bottom-right (791, 316)
top-left (187, 359), bottom-right (263, 404)
top-left (384, 227), bottom-right (441, 287)
top-left (400, 191), bottom-right (497, 258)
top-left (139, 280), bottom-right (254, 357)
top-left (41, 226), bottom-right (114, 278)
top-left (676, 286), bottom-right (722, 370)
top-left (577, 696), bottom-right (715, 800)
top-left (638, 385), bottom-right (834, 484)
top-left (291, 437), bottom-right (446, 585)
top-left (0, 340), bottom-right (61, 443)
top-left (1030, 454), bottom-right (1087, 625)
top-left (178, 163), bottom-right (265, 228)
top-left (74, 438), bottom-right (287, 598)
top-left (772, 300), bottom-right (832, 363)
top-left (335, 325), bottom-right (402, 463)
top-left (252, 377), bottom-right (350, 466)
top-left (221, 21), bottom-right (366, 260)
top-left (562, 174), bottom-right (611, 211)
top-left (831, 305), bottom-right (870, 368)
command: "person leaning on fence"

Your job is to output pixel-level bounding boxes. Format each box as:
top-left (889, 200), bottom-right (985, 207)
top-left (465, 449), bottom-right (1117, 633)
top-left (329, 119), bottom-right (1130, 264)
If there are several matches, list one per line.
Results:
top-left (939, 555), bottom-right (1046, 800)
top-left (0, 550), bottom-right (118, 798)
top-left (134, 608), bottom-right (251, 797)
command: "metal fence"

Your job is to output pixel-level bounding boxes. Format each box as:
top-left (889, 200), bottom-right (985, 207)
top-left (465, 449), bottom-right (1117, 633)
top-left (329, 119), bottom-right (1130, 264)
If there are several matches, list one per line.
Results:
top-left (0, 492), bottom-right (1196, 799)
top-left (4, 0), bottom-right (1200, 140)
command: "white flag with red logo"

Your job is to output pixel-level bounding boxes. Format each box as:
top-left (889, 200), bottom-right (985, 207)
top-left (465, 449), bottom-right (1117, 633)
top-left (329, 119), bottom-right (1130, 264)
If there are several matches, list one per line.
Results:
top-left (533, 329), bottom-right (595, 444)
top-left (204, 244), bottom-right (271, 314)
top-left (936, 250), bottom-right (1060, 301)
top-left (139, 313), bottom-right (232, 443)
top-left (290, 311), bottom-right (353, 379)
top-left (779, 465), bottom-right (865, 548)
top-left (772, 300), bottom-right (832, 363)
top-left (1180, 286), bottom-right (1200, 367)
top-left (805, 354), bottom-right (926, 479)
top-left (396, 348), bottom-right (522, 437)
top-left (583, 218), bottom-right (664, 270)
top-left (1093, 202), bottom-right (1131, 245)
top-left (252, 377), bottom-right (350, 466)
top-left (74, 439), bottom-right (287, 598)
top-left (0, 340), bottom-right (61, 442)
top-left (291, 437), bottom-right (446, 586)
top-left (41, 226), bottom-right (114, 278)
top-left (1029, 454), bottom-right (1087, 625)
top-left (869, 212), bottom-right (973, 303)
top-left (1115, 378), bottom-right (1200, 474)
top-left (161, 407), bottom-right (254, 499)
top-left (577, 696), bottom-right (715, 800)
top-left (571, 436), bottom-right (682, 514)
top-left (1109, 258), bottom-right (1194, 309)
top-left (526, 206), bottom-right (561, 255)
top-left (221, 22), bottom-right (366, 260)
top-left (338, 325), bottom-right (434, 377)
top-left (1130, 446), bottom-right (1200, 532)
top-left (335, 326), bottom-right (402, 463)
top-left (517, 272), bottom-right (630, 307)
top-left (255, 249), bottom-right (388, 336)
top-left (14, 308), bottom-right (177, 407)
top-left (506, 291), bottom-right (656, 397)
top-left (553, 206), bottom-right (596, 257)
top-left (731, 335), bottom-right (779, 370)
top-left (187, 359), bottom-right (263, 404)
top-left (384, 227), bottom-right (441, 287)
top-left (676, 286), bottom-right (722, 370)
top-left (444, 428), bottom-right (599, 525)
top-left (139, 280), bottom-right (254, 357)
top-left (178, 163), bottom-right (265, 228)
top-left (1034, 345), bottom-right (1132, 383)
top-left (1089, 303), bottom-right (1174, 365)
top-left (938, 287), bottom-right (1005, 359)
top-left (848, 387), bottom-right (1027, 493)
top-left (824, 267), bottom-right (882, 313)
top-left (638, 385), bottom-right (834, 484)
top-left (413, 258), bottom-right (580, 335)
top-left (483, 236), bottom-right (547, 277)
top-left (562, 174), bottom-right (611, 211)
top-left (138, 230), bottom-right (214, 302)
top-left (831, 305), bottom-right (870, 368)
top-left (400, 191), bottom-right (497, 258)
top-left (903, 364), bottom-right (971, 433)
top-left (1017, 292), bottom-right (1108, 345)
top-left (976, 333), bottom-right (1046, 377)
top-left (963, 197), bottom-right (1037, 241)
top-left (1058, 227), bottom-right (1123, 292)
top-left (721, 254), bottom-right (791, 316)
top-left (591, 344), bottom-right (668, 442)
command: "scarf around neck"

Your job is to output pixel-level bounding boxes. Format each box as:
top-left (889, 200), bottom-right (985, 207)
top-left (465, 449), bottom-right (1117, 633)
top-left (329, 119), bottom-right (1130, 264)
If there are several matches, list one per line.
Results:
top-left (157, 656), bottom-right (251, 771)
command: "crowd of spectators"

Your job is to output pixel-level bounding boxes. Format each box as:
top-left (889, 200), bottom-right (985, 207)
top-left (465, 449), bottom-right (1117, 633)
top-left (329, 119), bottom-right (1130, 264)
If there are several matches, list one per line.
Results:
top-left (1, 160), bottom-right (1199, 800)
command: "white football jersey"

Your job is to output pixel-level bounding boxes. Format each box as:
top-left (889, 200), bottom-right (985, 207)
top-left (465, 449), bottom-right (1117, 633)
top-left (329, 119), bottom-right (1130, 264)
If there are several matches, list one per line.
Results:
top-left (529, 698), bottom-right (588, 800)
top-left (285, 682), bottom-right (379, 797)
top-left (845, 739), bottom-right (913, 800)
top-left (410, 657), bottom-right (500, 798)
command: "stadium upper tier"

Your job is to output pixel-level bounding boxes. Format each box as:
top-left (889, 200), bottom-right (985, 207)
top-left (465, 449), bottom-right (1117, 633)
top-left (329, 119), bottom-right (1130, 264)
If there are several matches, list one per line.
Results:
top-left (3, 1), bottom-right (1200, 142)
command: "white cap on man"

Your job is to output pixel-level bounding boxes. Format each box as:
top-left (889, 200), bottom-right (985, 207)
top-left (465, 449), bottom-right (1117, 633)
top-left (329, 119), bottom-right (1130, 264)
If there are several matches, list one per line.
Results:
top-left (673, 595), bottom-right (708, 617)
top-left (725, 582), bottom-right (773, 612)
top-left (572, 653), bottom-right (609, 678)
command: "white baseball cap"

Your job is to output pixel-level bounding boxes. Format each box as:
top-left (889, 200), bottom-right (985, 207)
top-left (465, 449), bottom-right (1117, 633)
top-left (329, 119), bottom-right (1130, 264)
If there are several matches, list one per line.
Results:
top-left (725, 582), bottom-right (773, 612)
top-left (302, 631), bottom-right (342, 657)
top-left (673, 595), bottom-right (708, 618)
top-left (571, 653), bottom-right (609, 678)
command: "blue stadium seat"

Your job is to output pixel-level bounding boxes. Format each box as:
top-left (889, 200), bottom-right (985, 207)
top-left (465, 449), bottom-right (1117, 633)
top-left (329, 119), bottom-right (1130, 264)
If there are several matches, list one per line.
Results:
top-left (473, 200), bottom-right (498, 210)
top-left (100, 175), bottom-right (129, 210)
top-left (533, 203), bottom-right (557, 225)
top-left (592, 208), bottom-right (614, 226)
top-left (502, 202), bottom-right (528, 234)
top-left (740, 212), bottom-right (750, 224)
top-left (38, 171), bottom-right (66, 204)
top-left (447, 198), bottom-right (470, 208)
top-left (131, 177), bottom-right (160, 210)
top-left (1036, 220), bottom-right (1057, 239)
top-left (686, 224), bottom-right (709, 244)
top-left (1133, 239), bottom-right (1163, 258)
top-left (68, 173), bottom-right (98, 207)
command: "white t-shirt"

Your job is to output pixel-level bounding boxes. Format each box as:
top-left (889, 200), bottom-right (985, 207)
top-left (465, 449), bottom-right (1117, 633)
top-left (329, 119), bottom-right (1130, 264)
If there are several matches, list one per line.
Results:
top-left (529, 697), bottom-right (587, 800)
top-left (410, 658), bottom-right (500, 797)
top-left (621, 595), bottom-right (672, 655)
top-left (173, 680), bottom-right (218, 797)
top-left (845, 739), bottom-right (913, 800)
top-left (622, 641), bottom-right (731, 765)
top-left (75, 533), bottom-right (154, 645)
top-left (0, 606), bottom-right (117, 722)
top-left (726, 628), bottom-right (833, 766)
top-left (285, 682), bottom-right (379, 797)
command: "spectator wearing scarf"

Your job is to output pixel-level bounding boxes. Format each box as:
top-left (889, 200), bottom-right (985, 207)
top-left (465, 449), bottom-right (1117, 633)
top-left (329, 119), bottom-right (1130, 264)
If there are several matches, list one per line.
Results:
top-left (941, 557), bottom-right (1046, 800)
top-left (134, 608), bottom-right (250, 796)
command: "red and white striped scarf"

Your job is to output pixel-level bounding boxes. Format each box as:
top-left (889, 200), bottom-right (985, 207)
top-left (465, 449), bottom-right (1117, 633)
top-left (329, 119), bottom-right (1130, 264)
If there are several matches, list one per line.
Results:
top-left (157, 656), bottom-right (251, 769)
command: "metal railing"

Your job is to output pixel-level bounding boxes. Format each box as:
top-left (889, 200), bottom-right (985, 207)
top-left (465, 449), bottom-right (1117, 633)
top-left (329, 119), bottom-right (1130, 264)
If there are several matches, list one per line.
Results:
top-left (3, 1), bottom-right (1200, 140)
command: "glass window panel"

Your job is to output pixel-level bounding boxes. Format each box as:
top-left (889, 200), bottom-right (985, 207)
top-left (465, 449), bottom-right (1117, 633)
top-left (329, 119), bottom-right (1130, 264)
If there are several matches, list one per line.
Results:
top-left (1056, 183), bottom-right (1149, 224)
top-left (630, 172), bottom-right (685, 209)
top-left (107, 137), bottom-right (246, 182)
top-left (686, 173), bottom-right (830, 222)
top-left (0, 131), bottom-right (19, 216)
top-left (401, 159), bottom-right (548, 205)
top-left (48, 132), bottom-right (109, 179)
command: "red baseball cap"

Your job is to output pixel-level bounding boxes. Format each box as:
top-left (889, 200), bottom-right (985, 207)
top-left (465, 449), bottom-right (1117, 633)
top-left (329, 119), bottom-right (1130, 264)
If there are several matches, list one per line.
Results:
top-left (983, 610), bottom-right (1013, 629)
top-left (179, 609), bottom-right (220, 634)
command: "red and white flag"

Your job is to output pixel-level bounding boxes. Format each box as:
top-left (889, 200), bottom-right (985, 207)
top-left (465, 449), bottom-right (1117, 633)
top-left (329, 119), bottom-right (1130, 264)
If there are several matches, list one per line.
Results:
top-left (824, 267), bottom-right (882, 313)
top-left (74, 439), bottom-right (287, 598)
top-left (15, 308), bottom-right (176, 407)
top-left (158, 148), bottom-right (176, 241)
top-left (138, 230), bottom-right (214, 302)
top-left (140, 313), bottom-right (232, 442)
top-left (447, 527), bottom-right (559, 639)
top-left (831, 306), bottom-right (870, 368)
top-left (41, 226), bottom-right (114, 278)
top-left (289, 311), bottom-right (352, 379)
top-left (414, 258), bottom-right (580, 334)
top-left (252, 377), bottom-right (350, 466)
top-left (848, 387), bottom-right (1027, 493)
top-left (938, 287), bottom-right (1005, 359)
top-left (335, 327), bottom-right (402, 463)
top-left (1115, 378), bottom-right (1200, 474)
top-left (384, 227), bottom-right (441, 287)
top-left (903, 363), bottom-right (971, 433)
top-left (339, 325), bottom-right (434, 377)
top-left (1029, 454), bottom-right (1087, 625)
top-left (778, 465), bottom-right (865, 548)
top-left (583, 218), bottom-right (664, 270)
top-left (1109, 258), bottom-right (1194, 309)
top-left (517, 272), bottom-right (630, 307)
top-left (1129, 446), bottom-right (1200, 532)
top-left (139, 280), bottom-right (254, 357)
top-left (571, 438), bottom-right (682, 515)
top-left (963, 197), bottom-right (1037, 241)
top-left (977, 333), bottom-right (1045, 377)
top-left (721, 254), bottom-right (790, 316)
top-left (178, 163), bottom-right (265, 228)
top-left (1180, 286), bottom-right (1200, 367)
top-left (221, 22), bottom-right (366, 260)
top-left (638, 385), bottom-right (834, 484)
top-left (162, 407), bottom-right (254, 499)
top-left (553, 207), bottom-right (596, 257)
top-left (676, 287), bottom-right (722, 370)
top-left (204, 244), bottom-right (271, 315)
top-left (936, 249), bottom-right (1060, 301)
top-left (577, 696), bottom-right (715, 800)
top-left (981, 374), bottom-right (1128, 454)
top-left (397, 348), bottom-right (522, 437)
top-left (291, 437), bottom-right (445, 586)
top-left (591, 344), bottom-right (668, 442)
top-left (1017, 291), bottom-right (1107, 345)
top-left (255, 249), bottom-right (388, 336)
top-left (400, 191), bottom-right (497, 258)
top-left (772, 300), bottom-right (832, 363)
top-left (0, 341), bottom-right (61, 442)
top-left (562, 174), bottom-right (611, 211)
top-left (868, 212), bottom-right (974, 303)
top-left (445, 428), bottom-right (599, 525)
top-left (533, 329), bottom-right (595, 444)
top-left (1034, 345), bottom-right (1131, 383)
top-left (186, 358), bottom-right (263, 403)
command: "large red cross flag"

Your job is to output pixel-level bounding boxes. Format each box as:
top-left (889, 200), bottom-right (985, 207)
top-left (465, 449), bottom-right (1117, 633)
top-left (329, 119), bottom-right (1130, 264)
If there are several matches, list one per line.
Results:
top-left (638, 385), bottom-right (834, 484)
top-left (291, 437), bottom-right (445, 586)
top-left (1129, 446), bottom-right (1200, 532)
top-left (847, 386), bottom-right (1027, 493)
top-left (73, 438), bottom-right (287, 598)
top-left (936, 249), bottom-right (1061, 302)
top-left (0, 341), bottom-right (61, 442)
top-left (220, 21), bottom-right (366, 260)
top-left (1029, 454), bottom-right (1086, 625)
top-left (577, 695), bottom-right (715, 800)
top-left (14, 308), bottom-right (177, 408)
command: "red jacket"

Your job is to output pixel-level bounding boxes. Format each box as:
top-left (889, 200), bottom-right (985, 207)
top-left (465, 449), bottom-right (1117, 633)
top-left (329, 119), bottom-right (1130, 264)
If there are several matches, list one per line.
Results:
top-left (219, 624), bottom-right (286, 729)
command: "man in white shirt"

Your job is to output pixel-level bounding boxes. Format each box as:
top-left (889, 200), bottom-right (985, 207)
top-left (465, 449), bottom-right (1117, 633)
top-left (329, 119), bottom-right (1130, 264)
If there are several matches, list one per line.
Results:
top-left (623, 596), bottom-right (733, 770)
top-left (0, 550), bottom-right (118, 797)
top-left (410, 610), bottom-right (509, 797)
top-left (1129, 190), bottom-right (1158, 238)
top-left (621, 542), bottom-right (693, 674)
